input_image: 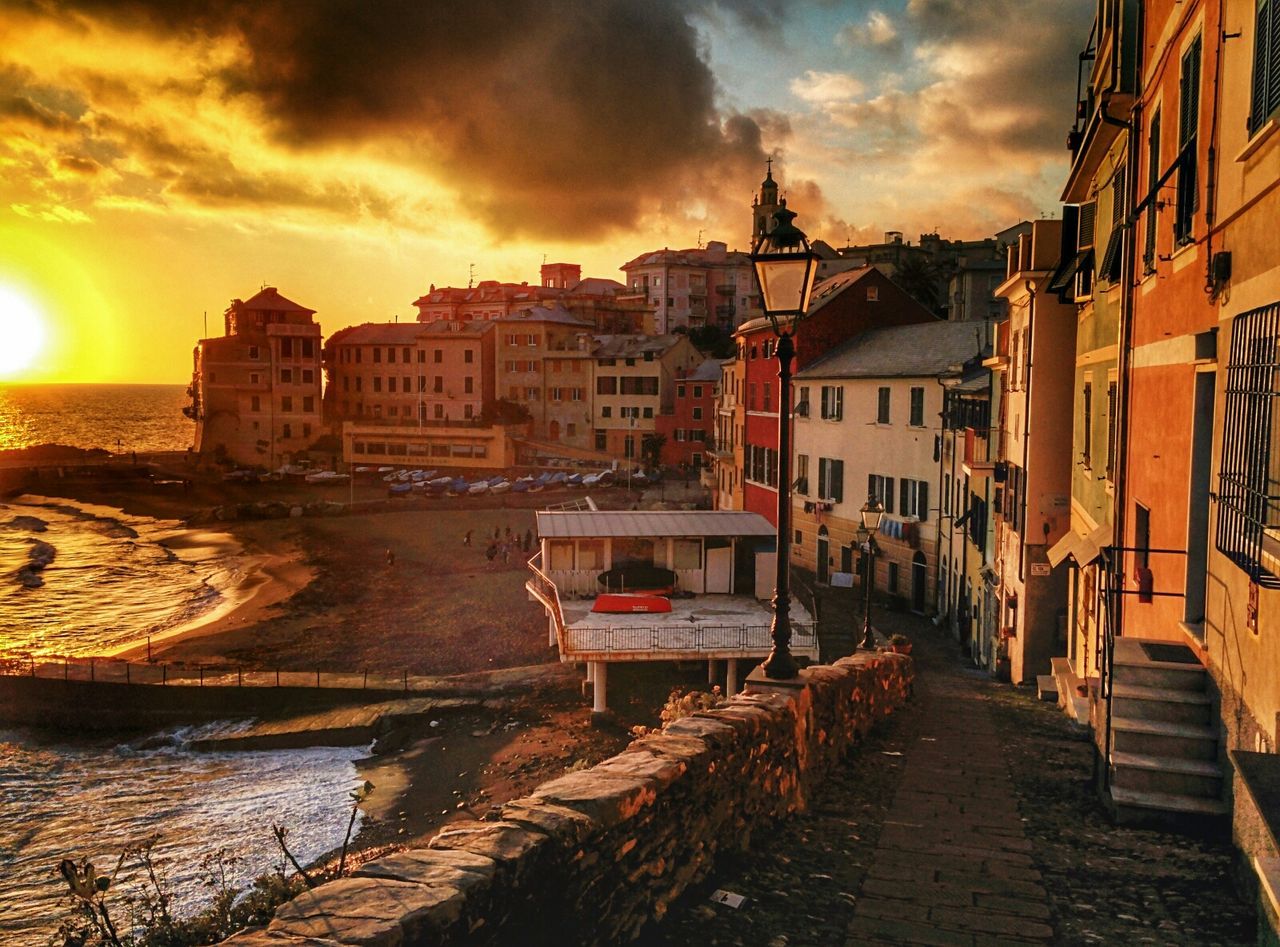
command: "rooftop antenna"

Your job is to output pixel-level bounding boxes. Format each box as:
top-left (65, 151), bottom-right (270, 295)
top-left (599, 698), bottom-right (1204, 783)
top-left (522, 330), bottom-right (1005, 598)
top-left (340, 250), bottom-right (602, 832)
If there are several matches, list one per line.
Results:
top-left (203, 310), bottom-right (207, 337)
top-left (697, 229), bottom-right (704, 249)
top-left (468, 263), bottom-right (475, 289)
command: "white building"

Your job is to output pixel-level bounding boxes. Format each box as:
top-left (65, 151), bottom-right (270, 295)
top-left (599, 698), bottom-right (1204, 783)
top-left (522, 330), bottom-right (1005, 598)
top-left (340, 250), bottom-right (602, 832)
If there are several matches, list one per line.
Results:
top-left (791, 320), bottom-right (989, 613)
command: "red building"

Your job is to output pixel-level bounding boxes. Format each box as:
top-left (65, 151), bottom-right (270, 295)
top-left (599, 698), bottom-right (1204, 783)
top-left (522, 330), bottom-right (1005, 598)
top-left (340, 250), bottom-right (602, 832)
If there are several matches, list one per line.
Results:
top-left (734, 266), bottom-right (936, 525)
top-left (656, 358), bottom-right (721, 470)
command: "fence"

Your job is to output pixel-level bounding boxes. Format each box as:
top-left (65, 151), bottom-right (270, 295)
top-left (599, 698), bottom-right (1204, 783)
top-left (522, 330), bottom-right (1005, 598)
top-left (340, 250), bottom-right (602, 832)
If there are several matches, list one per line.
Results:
top-left (562, 620), bottom-right (819, 656)
top-left (0, 651), bottom-right (445, 693)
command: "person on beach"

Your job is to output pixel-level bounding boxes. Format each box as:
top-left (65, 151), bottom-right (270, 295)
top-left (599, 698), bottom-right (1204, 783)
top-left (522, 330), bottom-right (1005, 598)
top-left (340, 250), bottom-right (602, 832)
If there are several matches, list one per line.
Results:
top-left (524, 528), bottom-right (532, 552)
top-left (463, 529), bottom-right (472, 547)
top-left (385, 548), bottom-right (396, 567)
top-left (485, 541), bottom-right (497, 567)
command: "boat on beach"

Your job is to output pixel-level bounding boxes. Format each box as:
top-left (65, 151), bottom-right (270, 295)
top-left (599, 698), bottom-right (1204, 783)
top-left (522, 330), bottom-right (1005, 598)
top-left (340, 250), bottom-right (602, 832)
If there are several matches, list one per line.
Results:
top-left (304, 470), bottom-right (349, 485)
top-left (467, 480), bottom-right (490, 496)
top-left (591, 593), bottom-right (673, 614)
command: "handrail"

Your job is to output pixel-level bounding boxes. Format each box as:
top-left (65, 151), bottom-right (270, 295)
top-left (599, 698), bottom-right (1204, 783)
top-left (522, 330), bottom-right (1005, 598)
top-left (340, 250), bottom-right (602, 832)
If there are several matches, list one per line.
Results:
top-left (525, 550), bottom-right (567, 652)
top-left (561, 620), bottom-right (819, 656)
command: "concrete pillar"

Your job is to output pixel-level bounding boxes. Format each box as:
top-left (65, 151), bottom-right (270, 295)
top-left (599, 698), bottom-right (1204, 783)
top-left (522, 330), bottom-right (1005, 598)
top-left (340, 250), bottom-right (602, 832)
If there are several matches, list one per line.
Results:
top-left (549, 616), bottom-right (557, 647)
top-left (707, 658), bottom-right (719, 684)
top-left (592, 662), bottom-right (608, 714)
top-left (726, 658), bottom-right (739, 695)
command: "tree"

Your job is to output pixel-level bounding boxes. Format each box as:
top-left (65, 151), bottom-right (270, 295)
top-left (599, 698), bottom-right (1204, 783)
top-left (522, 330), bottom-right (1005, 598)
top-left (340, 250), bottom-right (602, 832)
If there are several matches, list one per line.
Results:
top-left (890, 253), bottom-right (949, 316)
top-left (640, 433), bottom-right (666, 471)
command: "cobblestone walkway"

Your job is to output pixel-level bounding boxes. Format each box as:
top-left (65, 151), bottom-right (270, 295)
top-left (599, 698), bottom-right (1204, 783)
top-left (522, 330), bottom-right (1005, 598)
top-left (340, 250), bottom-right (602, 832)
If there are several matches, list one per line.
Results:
top-left (643, 610), bottom-right (1256, 946)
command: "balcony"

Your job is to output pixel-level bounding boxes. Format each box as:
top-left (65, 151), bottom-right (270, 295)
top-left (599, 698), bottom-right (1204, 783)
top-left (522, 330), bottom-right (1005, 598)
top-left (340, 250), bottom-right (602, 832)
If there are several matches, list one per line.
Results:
top-left (716, 304), bottom-right (735, 319)
top-left (963, 426), bottom-right (995, 476)
top-left (715, 284), bottom-right (736, 295)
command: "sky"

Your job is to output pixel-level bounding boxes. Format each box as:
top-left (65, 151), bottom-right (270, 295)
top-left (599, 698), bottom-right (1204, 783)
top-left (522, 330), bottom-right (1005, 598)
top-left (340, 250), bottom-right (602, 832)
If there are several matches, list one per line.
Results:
top-left (0, 0), bottom-right (1094, 383)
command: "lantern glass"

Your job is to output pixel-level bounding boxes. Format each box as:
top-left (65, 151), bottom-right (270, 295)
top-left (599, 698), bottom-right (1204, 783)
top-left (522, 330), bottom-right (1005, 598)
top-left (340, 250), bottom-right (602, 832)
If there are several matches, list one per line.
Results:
top-left (861, 496), bottom-right (885, 531)
top-left (753, 255), bottom-right (817, 318)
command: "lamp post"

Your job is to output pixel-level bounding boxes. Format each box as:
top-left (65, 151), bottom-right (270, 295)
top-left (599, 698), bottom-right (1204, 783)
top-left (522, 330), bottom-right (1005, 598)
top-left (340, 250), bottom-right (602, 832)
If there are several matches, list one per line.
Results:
top-left (859, 495), bottom-right (886, 650)
top-left (751, 199), bottom-right (818, 679)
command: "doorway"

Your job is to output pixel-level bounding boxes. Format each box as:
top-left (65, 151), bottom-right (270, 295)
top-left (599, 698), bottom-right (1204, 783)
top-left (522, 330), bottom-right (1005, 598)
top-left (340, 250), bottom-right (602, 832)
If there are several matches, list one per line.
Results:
top-left (1184, 370), bottom-right (1215, 630)
top-left (911, 551), bottom-right (927, 612)
top-left (816, 526), bottom-right (829, 584)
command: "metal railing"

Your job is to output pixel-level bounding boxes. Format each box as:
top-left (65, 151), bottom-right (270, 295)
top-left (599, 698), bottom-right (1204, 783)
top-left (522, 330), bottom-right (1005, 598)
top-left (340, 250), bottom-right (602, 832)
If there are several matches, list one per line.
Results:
top-left (562, 620), bottom-right (818, 656)
top-left (0, 651), bottom-right (445, 692)
top-left (525, 550), bottom-right (567, 652)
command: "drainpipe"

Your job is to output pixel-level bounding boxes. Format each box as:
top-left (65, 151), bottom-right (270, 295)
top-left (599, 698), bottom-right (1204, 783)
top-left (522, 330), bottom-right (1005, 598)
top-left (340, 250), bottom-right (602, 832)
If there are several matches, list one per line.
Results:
top-left (933, 378), bottom-right (950, 619)
top-left (1019, 279), bottom-right (1036, 585)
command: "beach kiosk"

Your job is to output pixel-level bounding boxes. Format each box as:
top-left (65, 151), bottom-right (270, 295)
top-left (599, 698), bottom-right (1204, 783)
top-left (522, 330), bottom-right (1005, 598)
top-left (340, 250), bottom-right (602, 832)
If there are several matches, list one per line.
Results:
top-left (526, 510), bottom-right (819, 712)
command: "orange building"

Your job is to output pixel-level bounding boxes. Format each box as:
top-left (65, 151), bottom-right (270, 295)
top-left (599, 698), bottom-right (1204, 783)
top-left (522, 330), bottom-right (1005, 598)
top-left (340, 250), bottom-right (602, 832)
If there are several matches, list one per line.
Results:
top-left (187, 287), bottom-right (323, 467)
top-left (494, 306), bottom-right (596, 451)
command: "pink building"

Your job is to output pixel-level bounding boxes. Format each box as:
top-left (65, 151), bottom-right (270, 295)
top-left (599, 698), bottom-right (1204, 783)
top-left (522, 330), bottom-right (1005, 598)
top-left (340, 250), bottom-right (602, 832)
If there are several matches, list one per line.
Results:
top-left (656, 359), bottom-right (721, 470)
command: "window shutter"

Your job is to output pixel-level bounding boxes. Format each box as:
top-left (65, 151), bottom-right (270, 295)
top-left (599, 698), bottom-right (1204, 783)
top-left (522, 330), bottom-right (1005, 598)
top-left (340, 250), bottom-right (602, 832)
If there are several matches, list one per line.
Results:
top-left (919, 481), bottom-right (929, 520)
top-left (1144, 111), bottom-right (1161, 266)
top-left (1270, 2), bottom-right (1280, 122)
top-left (1251, 0), bottom-right (1271, 132)
top-left (900, 479), bottom-right (910, 516)
top-left (885, 477), bottom-right (896, 514)
top-left (1077, 201), bottom-right (1097, 250)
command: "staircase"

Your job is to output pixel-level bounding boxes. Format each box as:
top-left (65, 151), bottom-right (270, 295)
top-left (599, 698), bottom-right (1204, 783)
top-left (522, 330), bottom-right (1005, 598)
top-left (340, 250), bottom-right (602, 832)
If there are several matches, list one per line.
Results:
top-left (1104, 638), bottom-right (1227, 824)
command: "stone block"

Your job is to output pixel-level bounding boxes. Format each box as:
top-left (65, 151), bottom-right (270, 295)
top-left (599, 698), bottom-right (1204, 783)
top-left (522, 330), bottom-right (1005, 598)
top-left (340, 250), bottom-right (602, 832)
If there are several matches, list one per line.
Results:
top-left (427, 820), bottom-right (548, 869)
top-left (592, 746), bottom-right (689, 791)
top-left (220, 930), bottom-right (342, 946)
top-left (664, 714), bottom-right (740, 748)
top-left (354, 847), bottom-right (496, 892)
top-left (529, 769), bottom-right (657, 829)
top-left (500, 798), bottom-right (599, 848)
top-left (269, 876), bottom-right (464, 945)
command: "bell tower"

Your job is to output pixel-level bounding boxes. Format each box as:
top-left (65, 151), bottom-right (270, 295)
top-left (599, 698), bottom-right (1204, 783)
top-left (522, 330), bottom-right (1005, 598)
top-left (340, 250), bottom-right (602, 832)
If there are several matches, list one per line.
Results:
top-left (752, 157), bottom-right (781, 245)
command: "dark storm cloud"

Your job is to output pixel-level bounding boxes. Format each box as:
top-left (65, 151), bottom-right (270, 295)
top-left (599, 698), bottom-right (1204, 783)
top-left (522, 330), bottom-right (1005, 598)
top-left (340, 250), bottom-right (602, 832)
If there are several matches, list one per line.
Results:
top-left (35, 0), bottom-right (784, 238)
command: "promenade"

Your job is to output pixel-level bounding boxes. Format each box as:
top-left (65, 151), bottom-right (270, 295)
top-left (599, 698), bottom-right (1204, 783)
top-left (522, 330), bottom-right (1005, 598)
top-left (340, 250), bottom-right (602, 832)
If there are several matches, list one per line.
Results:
top-left (645, 611), bottom-right (1256, 945)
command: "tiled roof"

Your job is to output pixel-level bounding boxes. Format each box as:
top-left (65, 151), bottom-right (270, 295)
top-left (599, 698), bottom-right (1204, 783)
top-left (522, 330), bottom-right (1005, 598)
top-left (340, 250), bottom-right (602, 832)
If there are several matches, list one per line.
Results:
top-left (796, 320), bottom-right (988, 380)
top-left (537, 510), bottom-right (775, 538)
top-left (685, 358), bottom-right (723, 382)
top-left (620, 247), bottom-right (752, 269)
top-left (568, 277), bottom-right (626, 296)
top-left (325, 322), bottom-right (425, 345)
top-left (498, 305), bottom-right (594, 327)
top-left (592, 334), bottom-right (685, 358)
top-left (236, 287), bottom-right (315, 314)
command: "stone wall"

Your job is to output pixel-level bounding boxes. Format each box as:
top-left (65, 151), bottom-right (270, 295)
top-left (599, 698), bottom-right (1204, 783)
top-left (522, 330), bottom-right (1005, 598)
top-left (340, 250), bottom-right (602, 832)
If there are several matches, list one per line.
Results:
top-left (225, 651), bottom-right (914, 946)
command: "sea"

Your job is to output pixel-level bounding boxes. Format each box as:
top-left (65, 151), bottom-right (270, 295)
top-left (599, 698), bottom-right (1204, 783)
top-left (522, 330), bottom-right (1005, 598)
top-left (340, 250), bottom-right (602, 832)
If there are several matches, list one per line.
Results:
top-left (0, 384), bottom-right (365, 943)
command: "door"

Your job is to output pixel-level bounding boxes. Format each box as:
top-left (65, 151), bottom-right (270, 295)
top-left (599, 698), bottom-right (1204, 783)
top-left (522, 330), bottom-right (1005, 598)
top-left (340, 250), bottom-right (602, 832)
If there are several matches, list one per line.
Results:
top-left (841, 544), bottom-right (853, 574)
top-left (816, 526), bottom-right (829, 584)
top-left (706, 546), bottom-right (732, 594)
top-left (912, 551), bottom-right (927, 612)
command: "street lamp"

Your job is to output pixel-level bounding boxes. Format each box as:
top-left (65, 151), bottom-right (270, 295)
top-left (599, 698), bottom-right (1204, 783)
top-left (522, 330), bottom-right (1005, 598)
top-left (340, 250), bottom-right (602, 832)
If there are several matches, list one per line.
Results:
top-left (859, 495), bottom-right (886, 650)
top-left (751, 199), bottom-right (818, 679)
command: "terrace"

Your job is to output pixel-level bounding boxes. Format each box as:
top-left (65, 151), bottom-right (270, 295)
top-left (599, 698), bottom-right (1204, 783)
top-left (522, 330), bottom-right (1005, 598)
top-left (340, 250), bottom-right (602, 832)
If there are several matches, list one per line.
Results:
top-left (526, 509), bottom-right (818, 711)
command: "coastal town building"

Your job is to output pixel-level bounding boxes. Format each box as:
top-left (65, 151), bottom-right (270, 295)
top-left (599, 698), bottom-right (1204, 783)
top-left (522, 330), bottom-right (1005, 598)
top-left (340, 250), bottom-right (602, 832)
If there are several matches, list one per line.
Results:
top-left (791, 320), bottom-right (986, 613)
top-left (619, 242), bottom-right (758, 334)
top-left (493, 306), bottom-right (596, 452)
top-left (733, 266), bottom-right (936, 526)
top-left (590, 334), bottom-right (702, 463)
top-left (713, 355), bottom-right (745, 512)
top-left (187, 287), bottom-right (323, 468)
top-left (525, 509), bottom-right (819, 712)
top-left (991, 221), bottom-right (1076, 686)
top-left (340, 420), bottom-right (518, 471)
top-left (655, 358), bottom-right (721, 470)
top-left (322, 320), bottom-right (495, 426)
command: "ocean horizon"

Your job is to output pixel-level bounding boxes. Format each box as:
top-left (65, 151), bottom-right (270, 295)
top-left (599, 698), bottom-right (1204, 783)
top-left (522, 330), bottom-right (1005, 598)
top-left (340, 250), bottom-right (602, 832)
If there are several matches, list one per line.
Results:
top-left (0, 382), bottom-right (193, 454)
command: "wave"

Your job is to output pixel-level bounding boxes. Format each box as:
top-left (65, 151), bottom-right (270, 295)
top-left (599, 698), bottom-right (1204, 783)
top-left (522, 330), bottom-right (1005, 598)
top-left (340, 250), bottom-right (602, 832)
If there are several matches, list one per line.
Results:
top-left (1, 515), bottom-right (48, 532)
top-left (16, 538), bottom-right (56, 588)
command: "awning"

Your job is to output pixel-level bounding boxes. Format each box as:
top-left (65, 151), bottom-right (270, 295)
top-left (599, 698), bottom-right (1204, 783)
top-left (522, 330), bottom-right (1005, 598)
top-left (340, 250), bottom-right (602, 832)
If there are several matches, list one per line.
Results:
top-left (1046, 523), bottom-right (1114, 568)
top-left (1046, 531), bottom-right (1079, 567)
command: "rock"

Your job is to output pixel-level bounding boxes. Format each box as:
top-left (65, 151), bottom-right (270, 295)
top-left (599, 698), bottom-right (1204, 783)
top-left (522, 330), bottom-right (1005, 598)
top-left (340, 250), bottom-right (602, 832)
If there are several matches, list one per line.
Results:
top-left (270, 877), bottom-right (465, 945)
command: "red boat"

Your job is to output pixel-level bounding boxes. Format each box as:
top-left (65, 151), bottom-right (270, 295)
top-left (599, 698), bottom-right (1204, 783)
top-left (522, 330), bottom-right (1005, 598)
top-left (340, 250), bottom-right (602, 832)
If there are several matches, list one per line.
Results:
top-left (591, 593), bottom-right (673, 614)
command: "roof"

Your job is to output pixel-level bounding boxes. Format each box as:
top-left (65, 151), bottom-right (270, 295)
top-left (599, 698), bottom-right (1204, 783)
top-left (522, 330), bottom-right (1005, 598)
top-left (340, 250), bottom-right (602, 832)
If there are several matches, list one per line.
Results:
top-left (684, 358), bottom-right (723, 382)
top-left (796, 320), bottom-right (988, 380)
top-left (568, 277), bottom-right (626, 296)
top-left (418, 319), bottom-right (494, 337)
top-left (498, 305), bottom-right (594, 327)
top-left (592, 334), bottom-right (686, 359)
top-left (620, 247), bottom-right (752, 270)
top-left (537, 510), bottom-right (776, 539)
top-left (735, 266), bottom-right (876, 335)
top-left (234, 287), bottom-right (315, 315)
top-left (326, 322), bottom-right (425, 345)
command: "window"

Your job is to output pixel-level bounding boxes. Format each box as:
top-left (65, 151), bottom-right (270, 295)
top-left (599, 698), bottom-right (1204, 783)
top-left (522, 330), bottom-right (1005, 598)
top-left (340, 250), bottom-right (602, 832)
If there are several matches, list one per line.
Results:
top-left (678, 384), bottom-right (686, 398)
top-left (303, 396), bottom-right (315, 413)
top-left (943, 472), bottom-right (952, 515)
top-left (1250, 1), bottom-right (1280, 133)
top-left (602, 407), bottom-right (612, 418)
top-left (417, 375), bottom-right (426, 392)
top-left (1082, 380), bottom-right (1094, 467)
top-left (869, 473), bottom-right (895, 513)
top-left (596, 430), bottom-right (607, 450)
top-left (282, 422), bottom-right (292, 438)
top-left (250, 395), bottom-right (260, 412)
top-left (597, 377), bottom-right (618, 395)
top-left (675, 429), bottom-right (686, 442)
top-left (387, 347), bottom-right (396, 364)
top-left (464, 377), bottom-right (474, 394)
top-left (1105, 380), bottom-right (1118, 481)
top-left (867, 285), bottom-right (879, 302)
top-left (693, 385), bottom-right (703, 398)
top-left (434, 404), bottom-right (444, 419)
top-left (280, 368), bottom-right (292, 384)
top-left (762, 385), bottom-right (771, 412)
top-left (817, 458), bottom-right (844, 502)
top-left (388, 376), bottom-right (397, 393)
top-left (820, 385), bottom-right (843, 420)
top-left (795, 453), bottom-right (809, 495)
top-left (418, 350), bottom-right (425, 363)
top-left (250, 372), bottom-right (260, 385)
top-left (642, 406), bottom-right (653, 419)
top-left (692, 406), bottom-right (703, 421)
top-left (302, 340), bottom-right (314, 359)
top-left (1216, 302), bottom-right (1280, 587)
top-left (877, 387), bottom-right (891, 424)
top-left (909, 387), bottom-right (925, 427)
top-left (355, 377), bottom-right (362, 392)
top-left (434, 349), bottom-right (443, 363)
top-left (373, 347), bottom-right (381, 363)
top-left (899, 478), bottom-right (930, 519)
top-left (302, 369), bottom-right (314, 384)
top-left (796, 386), bottom-right (811, 417)
top-left (430, 376), bottom-right (441, 393)
top-left (281, 395), bottom-right (293, 412)
top-left (1175, 35), bottom-right (1202, 246)
top-left (402, 347), bottom-right (411, 363)
top-left (464, 404), bottom-right (474, 419)
top-left (1144, 109), bottom-right (1161, 272)
top-left (248, 345), bottom-right (259, 360)
top-left (619, 376), bottom-right (659, 396)
top-left (280, 338), bottom-right (293, 358)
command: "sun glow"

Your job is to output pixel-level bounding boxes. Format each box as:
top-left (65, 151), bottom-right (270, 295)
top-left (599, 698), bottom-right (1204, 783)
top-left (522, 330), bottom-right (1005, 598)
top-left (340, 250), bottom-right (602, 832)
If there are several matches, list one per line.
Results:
top-left (0, 286), bottom-right (48, 380)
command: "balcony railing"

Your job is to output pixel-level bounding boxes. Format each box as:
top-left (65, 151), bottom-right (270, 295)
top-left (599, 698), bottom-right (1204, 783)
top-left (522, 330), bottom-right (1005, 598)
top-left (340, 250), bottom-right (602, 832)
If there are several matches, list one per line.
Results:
top-left (963, 426), bottom-right (995, 469)
top-left (562, 621), bottom-right (818, 657)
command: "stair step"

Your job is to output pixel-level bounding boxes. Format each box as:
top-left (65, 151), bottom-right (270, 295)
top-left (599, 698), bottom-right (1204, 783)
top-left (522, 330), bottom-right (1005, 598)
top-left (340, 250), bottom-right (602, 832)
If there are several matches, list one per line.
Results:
top-left (1112, 659), bottom-right (1206, 691)
top-left (1110, 785), bottom-right (1229, 817)
top-left (1110, 751), bottom-right (1221, 777)
top-left (1111, 683), bottom-right (1211, 705)
top-left (1036, 675), bottom-right (1058, 701)
top-left (1111, 716), bottom-right (1215, 738)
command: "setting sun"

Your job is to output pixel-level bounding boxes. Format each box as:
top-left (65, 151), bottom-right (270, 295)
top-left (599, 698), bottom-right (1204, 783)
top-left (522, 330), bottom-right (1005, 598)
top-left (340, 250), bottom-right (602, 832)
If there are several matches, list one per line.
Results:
top-left (0, 285), bottom-right (47, 379)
